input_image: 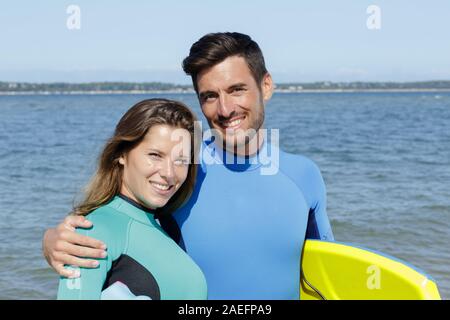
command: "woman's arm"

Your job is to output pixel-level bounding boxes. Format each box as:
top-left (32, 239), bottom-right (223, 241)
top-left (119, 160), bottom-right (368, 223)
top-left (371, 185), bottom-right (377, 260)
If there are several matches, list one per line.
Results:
top-left (56, 214), bottom-right (114, 299)
top-left (57, 249), bottom-right (109, 299)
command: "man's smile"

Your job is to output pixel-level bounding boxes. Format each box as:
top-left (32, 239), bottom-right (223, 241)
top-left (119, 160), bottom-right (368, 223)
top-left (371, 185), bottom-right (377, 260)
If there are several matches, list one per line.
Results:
top-left (218, 115), bottom-right (246, 130)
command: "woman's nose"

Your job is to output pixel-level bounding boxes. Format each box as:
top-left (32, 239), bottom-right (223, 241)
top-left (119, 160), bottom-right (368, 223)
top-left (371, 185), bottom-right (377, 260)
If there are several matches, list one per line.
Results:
top-left (159, 159), bottom-right (175, 183)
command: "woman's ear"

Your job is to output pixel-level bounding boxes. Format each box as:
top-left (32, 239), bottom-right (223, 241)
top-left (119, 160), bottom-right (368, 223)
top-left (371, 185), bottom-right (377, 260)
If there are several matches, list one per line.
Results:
top-left (118, 155), bottom-right (126, 166)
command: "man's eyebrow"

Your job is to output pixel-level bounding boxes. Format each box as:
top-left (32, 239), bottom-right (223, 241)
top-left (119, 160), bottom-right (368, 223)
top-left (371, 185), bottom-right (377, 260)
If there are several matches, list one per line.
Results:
top-left (228, 83), bottom-right (247, 90)
top-left (199, 90), bottom-right (216, 99)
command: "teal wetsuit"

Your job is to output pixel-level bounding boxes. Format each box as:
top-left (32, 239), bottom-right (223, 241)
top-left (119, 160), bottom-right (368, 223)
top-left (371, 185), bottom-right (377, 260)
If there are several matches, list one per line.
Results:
top-left (57, 195), bottom-right (207, 300)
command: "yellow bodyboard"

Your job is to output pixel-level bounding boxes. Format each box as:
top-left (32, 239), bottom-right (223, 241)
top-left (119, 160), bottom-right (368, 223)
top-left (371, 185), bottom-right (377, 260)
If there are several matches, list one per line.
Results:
top-left (300, 240), bottom-right (441, 300)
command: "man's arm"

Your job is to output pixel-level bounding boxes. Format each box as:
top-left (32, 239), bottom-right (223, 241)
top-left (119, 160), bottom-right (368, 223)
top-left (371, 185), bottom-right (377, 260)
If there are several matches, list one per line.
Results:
top-left (282, 153), bottom-right (334, 241)
top-left (42, 215), bottom-right (108, 277)
top-left (305, 206), bottom-right (334, 241)
top-left (304, 161), bottom-right (334, 241)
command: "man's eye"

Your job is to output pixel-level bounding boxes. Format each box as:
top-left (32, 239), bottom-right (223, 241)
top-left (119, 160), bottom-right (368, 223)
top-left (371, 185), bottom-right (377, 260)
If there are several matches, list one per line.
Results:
top-left (203, 94), bottom-right (216, 102)
top-left (232, 87), bottom-right (246, 94)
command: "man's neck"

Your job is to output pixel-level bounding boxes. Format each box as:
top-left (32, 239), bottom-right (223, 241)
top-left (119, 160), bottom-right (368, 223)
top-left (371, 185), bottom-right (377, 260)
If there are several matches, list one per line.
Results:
top-left (215, 129), bottom-right (265, 157)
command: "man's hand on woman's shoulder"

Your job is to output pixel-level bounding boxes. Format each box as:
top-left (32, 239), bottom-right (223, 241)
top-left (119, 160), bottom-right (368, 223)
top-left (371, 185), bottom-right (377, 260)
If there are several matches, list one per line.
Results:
top-left (42, 215), bottom-right (108, 278)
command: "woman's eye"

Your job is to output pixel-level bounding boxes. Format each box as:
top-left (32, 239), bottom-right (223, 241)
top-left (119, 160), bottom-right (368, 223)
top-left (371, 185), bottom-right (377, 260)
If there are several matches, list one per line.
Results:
top-left (148, 153), bottom-right (161, 159)
top-left (174, 159), bottom-right (189, 166)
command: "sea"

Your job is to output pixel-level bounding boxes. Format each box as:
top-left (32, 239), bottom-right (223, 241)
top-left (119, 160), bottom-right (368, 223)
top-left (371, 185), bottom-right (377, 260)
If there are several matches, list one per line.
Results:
top-left (0, 91), bottom-right (449, 299)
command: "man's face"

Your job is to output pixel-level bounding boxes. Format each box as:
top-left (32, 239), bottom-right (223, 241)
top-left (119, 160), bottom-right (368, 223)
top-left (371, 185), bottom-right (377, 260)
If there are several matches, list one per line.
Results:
top-left (196, 56), bottom-right (273, 151)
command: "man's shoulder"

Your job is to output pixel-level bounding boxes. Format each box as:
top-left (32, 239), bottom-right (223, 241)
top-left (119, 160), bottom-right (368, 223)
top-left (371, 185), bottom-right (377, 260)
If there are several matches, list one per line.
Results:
top-left (276, 147), bottom-right (326, 209)
top-left (277, 147), bottom-right (322, 179)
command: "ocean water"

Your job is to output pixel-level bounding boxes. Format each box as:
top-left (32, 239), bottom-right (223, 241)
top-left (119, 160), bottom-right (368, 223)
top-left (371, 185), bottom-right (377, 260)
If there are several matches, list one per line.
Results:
top-left (0, 92), bottom-right (449, 299)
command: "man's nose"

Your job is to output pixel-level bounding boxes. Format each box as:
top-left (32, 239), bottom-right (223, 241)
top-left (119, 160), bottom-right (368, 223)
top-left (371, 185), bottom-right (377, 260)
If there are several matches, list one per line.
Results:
top-left (217, 93), bottom-right (234, 118)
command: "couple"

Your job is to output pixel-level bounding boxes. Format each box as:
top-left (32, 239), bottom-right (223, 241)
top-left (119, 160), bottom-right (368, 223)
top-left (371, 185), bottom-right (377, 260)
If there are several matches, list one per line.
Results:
top-left (45, 32), bottom-right (334, 300)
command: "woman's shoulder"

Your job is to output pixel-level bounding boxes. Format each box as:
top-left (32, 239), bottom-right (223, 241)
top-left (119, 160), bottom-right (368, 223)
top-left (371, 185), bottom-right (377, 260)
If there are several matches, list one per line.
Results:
top-left (87, 202), bottom-right (131, 224)
top-left (75, 204), bottom-right (130, 237)
top-left (76, 202), bottom-right (132, 249)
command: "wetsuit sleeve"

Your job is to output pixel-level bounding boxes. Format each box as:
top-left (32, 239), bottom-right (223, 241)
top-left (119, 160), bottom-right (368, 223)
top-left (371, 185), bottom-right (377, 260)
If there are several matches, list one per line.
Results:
top-left (304, 161), bottom-right (334, 241)
top-left (57, 212), bottom-right (118, 300)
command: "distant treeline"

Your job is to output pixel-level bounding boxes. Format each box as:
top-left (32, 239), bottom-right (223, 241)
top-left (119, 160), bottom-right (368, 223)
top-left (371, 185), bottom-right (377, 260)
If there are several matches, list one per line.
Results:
top-left (0, 82), bottom-right (192, 92)
top-left (277, 81), bottom-right (450, 90)
top-left (1, 81), bottom-right (450, 92)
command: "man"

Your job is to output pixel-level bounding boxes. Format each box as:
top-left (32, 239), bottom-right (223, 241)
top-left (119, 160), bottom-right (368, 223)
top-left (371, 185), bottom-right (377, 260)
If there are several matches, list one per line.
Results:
top-left (43, 32), bottom-right (333, 299)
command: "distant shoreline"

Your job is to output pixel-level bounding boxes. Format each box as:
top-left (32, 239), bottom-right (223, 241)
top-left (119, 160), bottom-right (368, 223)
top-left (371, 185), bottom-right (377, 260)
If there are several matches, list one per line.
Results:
top-left (2, 80), bottom-right (450, 95)
top-left (2, 88), bottom-right (450, 96)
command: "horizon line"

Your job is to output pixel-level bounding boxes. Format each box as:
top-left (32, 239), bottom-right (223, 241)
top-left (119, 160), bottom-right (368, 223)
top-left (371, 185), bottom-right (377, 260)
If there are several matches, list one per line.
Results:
top-left (2, 80), bottom-right (450, 85)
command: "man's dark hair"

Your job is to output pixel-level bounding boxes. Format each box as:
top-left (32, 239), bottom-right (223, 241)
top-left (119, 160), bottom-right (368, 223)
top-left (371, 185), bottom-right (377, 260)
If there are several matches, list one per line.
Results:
top-left (182, 32), bottom-right (268, 93)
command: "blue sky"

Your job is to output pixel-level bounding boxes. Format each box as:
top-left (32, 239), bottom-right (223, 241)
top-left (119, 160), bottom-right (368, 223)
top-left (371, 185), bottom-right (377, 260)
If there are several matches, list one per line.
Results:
top-left (1, 0), bottom-right (450, 83)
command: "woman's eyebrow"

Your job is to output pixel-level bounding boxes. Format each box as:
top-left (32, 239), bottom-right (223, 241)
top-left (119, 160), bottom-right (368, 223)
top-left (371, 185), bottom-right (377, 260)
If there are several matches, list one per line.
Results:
top-left (146, 148), bottom-right (166, 156)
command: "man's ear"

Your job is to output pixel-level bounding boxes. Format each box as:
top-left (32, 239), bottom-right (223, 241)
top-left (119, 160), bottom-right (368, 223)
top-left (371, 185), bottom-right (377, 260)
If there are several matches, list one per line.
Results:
top-left (261, 73), bottom-right (274, 101)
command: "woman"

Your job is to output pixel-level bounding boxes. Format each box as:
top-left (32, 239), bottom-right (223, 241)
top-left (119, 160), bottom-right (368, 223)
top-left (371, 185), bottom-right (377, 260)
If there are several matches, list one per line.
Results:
top-left (57, 99), bottom-right (206, 300)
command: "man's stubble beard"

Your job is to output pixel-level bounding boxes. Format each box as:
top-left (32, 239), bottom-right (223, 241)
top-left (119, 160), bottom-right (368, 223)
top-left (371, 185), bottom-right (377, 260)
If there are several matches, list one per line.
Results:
top-left (222, 103), bottom-right (265, 155)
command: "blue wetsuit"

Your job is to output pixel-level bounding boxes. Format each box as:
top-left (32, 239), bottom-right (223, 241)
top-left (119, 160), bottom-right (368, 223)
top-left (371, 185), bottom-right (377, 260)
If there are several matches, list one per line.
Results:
top-left (171, 138), bottom-right (333, 299)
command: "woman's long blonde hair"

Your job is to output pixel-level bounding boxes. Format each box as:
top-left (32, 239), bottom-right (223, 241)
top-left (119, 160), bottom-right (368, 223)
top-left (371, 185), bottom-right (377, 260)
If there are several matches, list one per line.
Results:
top-left (72, 98), bottom-right (200, 217)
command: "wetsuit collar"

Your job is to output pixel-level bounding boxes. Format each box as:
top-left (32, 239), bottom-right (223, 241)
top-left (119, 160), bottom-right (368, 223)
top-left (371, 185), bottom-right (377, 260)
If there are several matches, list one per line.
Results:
top-left (205, 138), bottom-right (268, 172)
top-left (109, 194), bottom-right (160, 227)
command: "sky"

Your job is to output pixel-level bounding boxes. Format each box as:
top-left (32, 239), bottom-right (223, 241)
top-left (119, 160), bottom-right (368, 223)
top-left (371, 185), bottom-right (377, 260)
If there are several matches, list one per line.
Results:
top-left (1, 0), bottom-right (450, 83)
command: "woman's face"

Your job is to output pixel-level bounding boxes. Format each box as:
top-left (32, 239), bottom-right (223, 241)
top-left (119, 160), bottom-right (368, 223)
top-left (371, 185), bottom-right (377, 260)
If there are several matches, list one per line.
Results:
top-left (119, 124), bottom-right (191, 210)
